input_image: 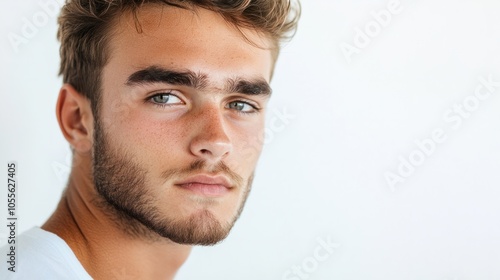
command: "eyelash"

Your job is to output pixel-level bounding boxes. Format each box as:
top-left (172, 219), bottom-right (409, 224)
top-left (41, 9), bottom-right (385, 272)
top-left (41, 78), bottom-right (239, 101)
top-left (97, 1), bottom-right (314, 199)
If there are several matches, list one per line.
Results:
top-left (145, 92), bottom-right (261, 114)
top-left (229, 101), bottom-right (261, 115)
top-left (145, 92), bottom-right (182, 109)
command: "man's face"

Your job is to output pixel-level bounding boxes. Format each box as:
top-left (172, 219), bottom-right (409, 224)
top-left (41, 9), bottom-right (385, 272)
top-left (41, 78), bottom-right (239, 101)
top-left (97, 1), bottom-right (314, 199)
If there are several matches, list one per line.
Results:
top-left (91, 4), bottom-right (273, 245)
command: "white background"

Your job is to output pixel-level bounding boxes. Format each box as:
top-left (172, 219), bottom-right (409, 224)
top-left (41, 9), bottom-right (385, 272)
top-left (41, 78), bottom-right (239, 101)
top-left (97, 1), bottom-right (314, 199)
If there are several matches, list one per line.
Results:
top-left (1, 0), bottom-right (500, 279)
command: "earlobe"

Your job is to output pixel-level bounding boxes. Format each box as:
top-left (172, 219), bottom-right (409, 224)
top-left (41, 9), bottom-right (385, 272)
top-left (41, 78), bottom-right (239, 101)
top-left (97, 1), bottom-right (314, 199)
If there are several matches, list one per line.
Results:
top-left (56, 84), bottom-right (94, 153)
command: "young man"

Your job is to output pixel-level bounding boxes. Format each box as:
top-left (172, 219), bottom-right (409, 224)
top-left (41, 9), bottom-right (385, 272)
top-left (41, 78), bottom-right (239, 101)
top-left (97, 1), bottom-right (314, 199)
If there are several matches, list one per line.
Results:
top-left (1, 0), bottom-right (299, 279)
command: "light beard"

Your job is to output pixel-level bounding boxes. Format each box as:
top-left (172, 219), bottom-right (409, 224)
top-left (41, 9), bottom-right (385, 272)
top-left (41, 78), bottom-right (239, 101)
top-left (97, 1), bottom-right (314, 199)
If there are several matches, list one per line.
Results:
top-left (91, 118), bottom-right (253, 245)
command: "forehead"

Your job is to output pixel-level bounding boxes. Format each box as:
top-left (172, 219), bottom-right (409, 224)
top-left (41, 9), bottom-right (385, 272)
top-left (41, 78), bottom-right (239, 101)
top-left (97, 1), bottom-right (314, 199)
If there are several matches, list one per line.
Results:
top-left (104, 4), bottom-right (273, 84)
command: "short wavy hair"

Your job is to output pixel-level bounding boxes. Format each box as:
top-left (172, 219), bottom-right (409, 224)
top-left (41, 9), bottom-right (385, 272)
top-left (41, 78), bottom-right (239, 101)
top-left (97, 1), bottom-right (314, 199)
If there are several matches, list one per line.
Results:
top-left (57, 0), bottom-right (301, 114)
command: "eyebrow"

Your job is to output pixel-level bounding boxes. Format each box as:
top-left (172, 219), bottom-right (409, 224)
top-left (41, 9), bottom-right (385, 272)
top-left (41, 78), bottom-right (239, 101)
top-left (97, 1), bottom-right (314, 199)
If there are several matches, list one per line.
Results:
top-left (125, 65), bottom-right (272, 96)
top-left (226, 78), bottom-right (272, 97)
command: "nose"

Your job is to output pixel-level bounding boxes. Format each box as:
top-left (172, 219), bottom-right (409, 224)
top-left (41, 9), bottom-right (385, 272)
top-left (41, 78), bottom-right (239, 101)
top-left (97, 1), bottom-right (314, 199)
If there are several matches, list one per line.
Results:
top-left (189, 107), bottom-right (232, 163)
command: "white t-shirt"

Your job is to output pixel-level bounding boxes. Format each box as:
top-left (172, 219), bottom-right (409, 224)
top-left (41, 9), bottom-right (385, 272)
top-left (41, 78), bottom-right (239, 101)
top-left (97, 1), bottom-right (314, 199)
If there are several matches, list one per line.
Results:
top-left (0, 227), bottom-right (93, 279)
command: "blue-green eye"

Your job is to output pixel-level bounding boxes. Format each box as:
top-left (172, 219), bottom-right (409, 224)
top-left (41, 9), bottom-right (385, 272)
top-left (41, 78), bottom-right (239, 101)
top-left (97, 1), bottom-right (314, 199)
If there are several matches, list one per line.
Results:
top-left (227, 101), bottom-right (257, 113)
top-left (150, 93), bottom-right (183, 105)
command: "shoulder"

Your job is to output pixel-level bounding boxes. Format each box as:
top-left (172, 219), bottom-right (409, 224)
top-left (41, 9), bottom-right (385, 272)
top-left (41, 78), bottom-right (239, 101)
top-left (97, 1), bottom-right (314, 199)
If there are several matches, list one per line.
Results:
top-left (0, 227), bottom-right (93, 280)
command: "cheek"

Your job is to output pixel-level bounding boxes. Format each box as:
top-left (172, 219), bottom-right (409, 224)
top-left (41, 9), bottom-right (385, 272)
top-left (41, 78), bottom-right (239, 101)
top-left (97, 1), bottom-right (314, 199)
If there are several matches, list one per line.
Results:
top-left (228, 119), bottom-right (265, 169)
top-left (104, 105), bottom-right (189, 164)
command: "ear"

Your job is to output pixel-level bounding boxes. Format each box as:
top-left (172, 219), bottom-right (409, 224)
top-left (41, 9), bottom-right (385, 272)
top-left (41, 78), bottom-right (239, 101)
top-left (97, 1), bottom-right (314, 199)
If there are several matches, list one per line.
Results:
top-left (56, 84), bottom-right (94, 153)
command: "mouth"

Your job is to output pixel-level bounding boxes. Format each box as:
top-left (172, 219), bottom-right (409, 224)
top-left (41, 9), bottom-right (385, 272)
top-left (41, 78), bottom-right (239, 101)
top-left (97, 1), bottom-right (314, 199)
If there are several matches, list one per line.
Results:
top-left (175, 174), bottom-right (232, 197)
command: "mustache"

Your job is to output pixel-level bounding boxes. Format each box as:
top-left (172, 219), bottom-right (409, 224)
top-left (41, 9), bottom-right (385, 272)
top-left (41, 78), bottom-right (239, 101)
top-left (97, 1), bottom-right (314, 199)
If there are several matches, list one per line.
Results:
top-left (160, 160), bottom-right (244, 187)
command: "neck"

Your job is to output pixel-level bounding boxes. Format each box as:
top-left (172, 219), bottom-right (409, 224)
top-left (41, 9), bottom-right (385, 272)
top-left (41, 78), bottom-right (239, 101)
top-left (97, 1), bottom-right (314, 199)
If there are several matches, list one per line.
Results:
top-left (42, 154), bottom-right (192, 279)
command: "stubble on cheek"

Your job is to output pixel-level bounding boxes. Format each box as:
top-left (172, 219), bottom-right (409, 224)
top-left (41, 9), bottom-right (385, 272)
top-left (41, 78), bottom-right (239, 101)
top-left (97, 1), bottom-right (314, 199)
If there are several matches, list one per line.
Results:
top-left (91, 117), bottom-right (163, 241)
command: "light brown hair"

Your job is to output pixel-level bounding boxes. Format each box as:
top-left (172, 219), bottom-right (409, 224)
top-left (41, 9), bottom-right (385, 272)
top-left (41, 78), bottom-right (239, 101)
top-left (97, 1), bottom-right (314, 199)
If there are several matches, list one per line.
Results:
top-left (57, 0), bottom-right (301, 114)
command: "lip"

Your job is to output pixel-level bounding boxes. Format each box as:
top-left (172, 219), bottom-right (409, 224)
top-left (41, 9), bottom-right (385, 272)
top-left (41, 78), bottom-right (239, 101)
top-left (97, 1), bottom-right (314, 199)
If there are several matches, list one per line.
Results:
top-left (175, 174), bottom-right (232, 197)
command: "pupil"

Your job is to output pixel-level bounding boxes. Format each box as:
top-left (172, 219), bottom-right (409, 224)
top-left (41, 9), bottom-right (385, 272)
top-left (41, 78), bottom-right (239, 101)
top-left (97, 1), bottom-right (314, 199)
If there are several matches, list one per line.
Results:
top-left (155, 95), bottom-right (168, 103)
top-left (232, 102), bottom-right (243, 110)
